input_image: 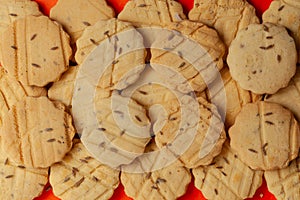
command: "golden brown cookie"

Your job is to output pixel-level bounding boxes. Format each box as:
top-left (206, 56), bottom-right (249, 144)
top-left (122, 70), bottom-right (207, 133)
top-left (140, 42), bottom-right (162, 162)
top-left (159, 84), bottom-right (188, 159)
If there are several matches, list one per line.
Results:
top-left (264, 154), bottom-right (300, 200)
top-left (229, 101), bottom-right (300, 170)
top-left (1, 96), bottom-right (75, 168)
top-left (189, 0), bottom-right (259, 47)
top-left (227, 23), bottom-right (297, 94)
top-left (151, 20), bottom-right (226, 92)
top-left (118, 0), bottom-right (186, 27)
top-left (50, 141), bottom-right (120, 200)
top-left (193, 142), bottom-right (263, 200)
top-left (50, 0), bottom-right (115, 43)
top-left (0, 15), bottom-right (72, 87)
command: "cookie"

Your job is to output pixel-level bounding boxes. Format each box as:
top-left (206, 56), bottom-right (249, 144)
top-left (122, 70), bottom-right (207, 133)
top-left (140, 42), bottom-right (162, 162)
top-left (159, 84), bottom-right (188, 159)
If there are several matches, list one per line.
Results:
top-left (189, 0), bottom-right (259, 47)
top-left (263, 0), bottom-right (300, 63)
top-left (0, 15), bottom-right (72, 87)
top-left (193, 142), bottom-right (263, 200)
top-left (0, 137), bottom-right (48, 200)
top-left (265, 67), bottom-right (300, 122)
top-left (118, 0), bottom-right (186, 27)
top-left (205, 67), bottom-right (261, 128)
top-left (229, 101), bottom-right (300, 170)
top-left (227, 23), bottom-right (297, 94)
top-left (50, 0), bottom-right (115, 43)
top-left (264, 155), bottom-right (300, 200)
top-left (0, 67), bottom-right (46, 126)
top-left (121, 161), bottom-right (191, 200)
top-left (48, 66), bottom-right (78, 108)
top-left (1, 96), bottom-right (75, 168)
top-left (50, 140), bottom-right (120, 200)
top-left (151, 20), bottom-right (226, 92)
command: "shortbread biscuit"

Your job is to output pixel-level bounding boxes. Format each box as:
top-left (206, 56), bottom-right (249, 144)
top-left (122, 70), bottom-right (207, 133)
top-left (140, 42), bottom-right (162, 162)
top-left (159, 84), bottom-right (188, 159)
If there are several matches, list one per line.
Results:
top-left (189, 0), bottom-right (259, 47)
top-left (229, 101), bottom-right (300, 170)
top-left (48, 66), bottom-right (78, 108)
top-left (1, 96), bottom-right (75, 168)
top-left (121, 161), bottom-right (191, 200)
top-left (50, 0), bottom-right (115, 43)
top-left (265, 68), bottom-right (300, 122)
top-left (50, 141), bottom-right (120, 200)
top-left (227, 23), bottom-right (297, 94)
top-left (263, 0), bottom-right (300, 63)
top-left (0, 138), bottom-right (48, 200)
top-left (118, 0), bottom-right (186, 27)
top-left (193, 142), bottom-right (263, 200)
top-left (0, 15), bottom-right (72, 87)
top-left (264, 155), bottom-right (300, 200)
top-left (0, 67), bottom-right (46, 126)
top-left (151, 20), bottom-right (226, 92)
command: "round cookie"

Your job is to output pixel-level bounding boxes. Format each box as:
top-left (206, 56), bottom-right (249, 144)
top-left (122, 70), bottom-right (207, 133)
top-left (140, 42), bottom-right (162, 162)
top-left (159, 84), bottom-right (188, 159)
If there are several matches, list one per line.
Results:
top-left (0, 15), bottom-right (72, 87)
top-left (264, 154), bottom-right (300, 200)
top-left (50, 140), bottom-right (120, 200)
top-left (193, 141), bottom-right (263, 200)
top-left (0, 67), bottom-right (46, 126)
top-left (50, 0), bottom-right (115, 43)
top-left (121, 161), bottom-right (191, 200)
top-left (265, 67), bottom-right (300, 122)
top-left (229, 101), bottom-right (300, 170)
top-left (0, 138), bottom-right (48, 200)
top-left (151, 20), bottom-right (226, 92)
top-left (1, 96), bottom-right (75, 168)
top-left (118, 0), bottom-right (186, 27)
top-left (227, 23), bottom-right (297, 94)
top-left (263, 0), bottom-right (300, 63)
top-left (188, 0), bottom-right (259, 47)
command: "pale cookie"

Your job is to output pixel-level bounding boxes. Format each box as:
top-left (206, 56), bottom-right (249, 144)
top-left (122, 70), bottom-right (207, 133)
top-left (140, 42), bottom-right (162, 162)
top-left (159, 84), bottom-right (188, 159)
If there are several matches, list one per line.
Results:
top-left (282, 0), bottom-right (300, 8)
top-left (50, 141), bottom-right (120, 200)
top-left (263, 0), bottom-right (300, 63)
top-left (155, 96), bottom-right (226, 168)
top-left (0, 15), bottom-right (72, 87)
top-left (0, 137), bottom-right (48, 200)
top-left (264, 155), bottom-right (300, 200)
top-left (50, 0), bottom-right (115, 43)
top-left (151, 20), bottom-right (226, 92)
top-left (265, 67), bottom-right (300, 122)
top-left (0, 67), bottom-right (46, 126)
top-left (1, 96), bottom-right (75, 168)
top-left (118, 0), bottom-right (186, 27)
top-left (227, 23), bottom-right (297, 94)
top-left (229, 101), bottom-right (300, 170)
top-left (193, 142), bottom-right (263, 200)
top-left (189, 0), bottom-right (259, 47)
top-left (48, 66), bottom-right (78, 108)
top-left (205, 67), bottom-right (261, 128)
top-left (121, 161), bottom-right (191, 200)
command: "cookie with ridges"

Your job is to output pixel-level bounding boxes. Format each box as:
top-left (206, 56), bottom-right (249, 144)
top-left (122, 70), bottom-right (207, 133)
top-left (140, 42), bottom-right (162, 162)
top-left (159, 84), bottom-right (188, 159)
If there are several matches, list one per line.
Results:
top-left (50, 0), bottom-right (115, 43)
top-left (189, 0), bottom-right (259, 47)
top-left (229, 101), bottom-right (300, 170)
top-left (193, 142), bottom-right (263, 200)
top-left (1, 96), bottom-right (75, 168)
top-left (121, 161), bottom-right (191, 200)
top-left (263, 0), bottom-right (300, 63)
top-left (118, 0), bottom-right (186, 27)
top-left (0, 15), bottom-right (72, 87)
top-left (227, 23), bottom-right (297, 94)
top-left (151, 20), bottom-right (226, 92)
top-left (264, 155), bottom-right (300, 200)
top-left (50, 140), bottom-right (120, 200)
top-left (0, 137), bottom-right (48, 200)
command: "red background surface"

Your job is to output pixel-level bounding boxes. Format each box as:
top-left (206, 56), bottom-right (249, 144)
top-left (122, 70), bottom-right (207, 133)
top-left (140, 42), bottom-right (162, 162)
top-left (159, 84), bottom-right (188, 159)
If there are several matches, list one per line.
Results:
top-left (32, 0), bottom-right (276, 200)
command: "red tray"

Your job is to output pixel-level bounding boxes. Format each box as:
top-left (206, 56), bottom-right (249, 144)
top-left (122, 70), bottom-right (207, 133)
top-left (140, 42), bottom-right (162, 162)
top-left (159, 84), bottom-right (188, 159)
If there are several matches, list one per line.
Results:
top-left (33, 0), bottom-right (276, 200)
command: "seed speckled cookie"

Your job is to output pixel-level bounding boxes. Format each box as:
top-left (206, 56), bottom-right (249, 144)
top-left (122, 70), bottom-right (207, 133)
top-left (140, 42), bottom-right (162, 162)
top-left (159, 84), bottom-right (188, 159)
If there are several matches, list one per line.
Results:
top-left (227, 23), bottom-right (297, 94)
top-left (229, 101), bottom-right (300, 170)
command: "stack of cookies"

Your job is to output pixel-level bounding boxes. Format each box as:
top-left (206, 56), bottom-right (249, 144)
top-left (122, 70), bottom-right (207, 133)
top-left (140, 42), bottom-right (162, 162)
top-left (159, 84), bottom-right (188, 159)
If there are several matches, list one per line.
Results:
top-left (0, 0), bottom-right (299, 200)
